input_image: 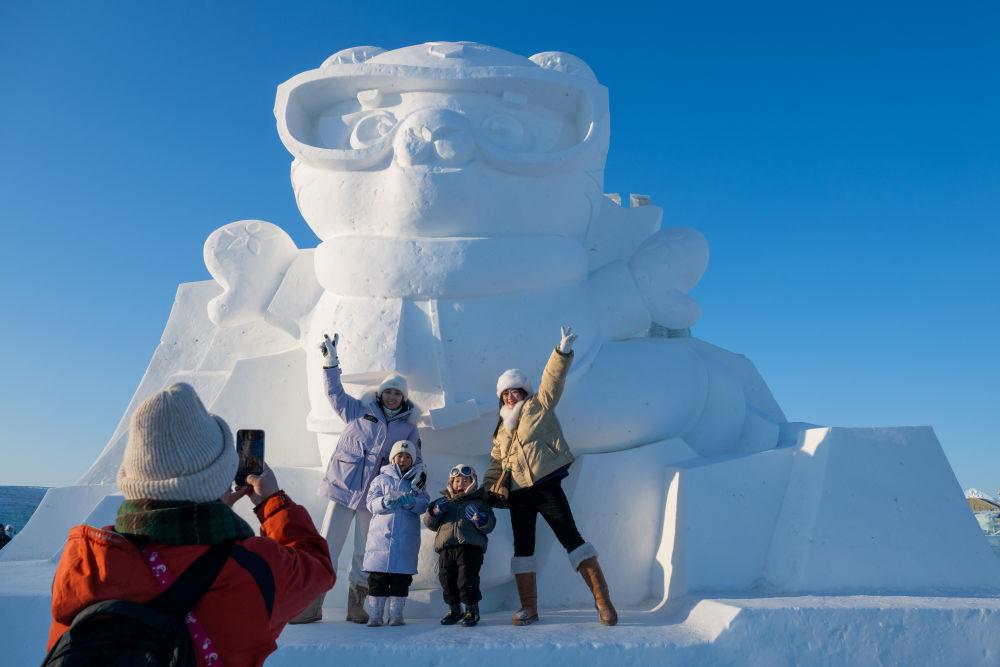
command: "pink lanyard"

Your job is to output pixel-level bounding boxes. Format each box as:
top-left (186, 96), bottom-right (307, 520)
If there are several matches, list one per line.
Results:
top-left (140, 544), bottom-right (223, 666)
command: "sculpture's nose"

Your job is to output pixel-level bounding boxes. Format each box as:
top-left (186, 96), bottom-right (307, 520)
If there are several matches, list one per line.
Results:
top-left (395, 108), bottom-right (475, 168)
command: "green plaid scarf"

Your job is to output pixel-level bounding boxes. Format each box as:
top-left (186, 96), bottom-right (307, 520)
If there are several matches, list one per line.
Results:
top-left (115, 499), bottom-right (255, 545)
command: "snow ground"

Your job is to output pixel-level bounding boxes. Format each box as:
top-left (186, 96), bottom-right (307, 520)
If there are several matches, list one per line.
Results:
top-left (6, 559), bottom-right (999, 666)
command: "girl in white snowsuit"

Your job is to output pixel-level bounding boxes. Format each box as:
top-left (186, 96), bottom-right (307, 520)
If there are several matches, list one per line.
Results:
top-left (423, 463), bottom-right (496, 627)
top-left (363, 440), bottom-right (430, 626)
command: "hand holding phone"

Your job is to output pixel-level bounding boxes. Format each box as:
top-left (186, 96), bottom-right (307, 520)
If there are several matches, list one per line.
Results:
top-left (235, 429), bottom-right (265, 487)
top-left (244, 464), bottom-right (279, 506)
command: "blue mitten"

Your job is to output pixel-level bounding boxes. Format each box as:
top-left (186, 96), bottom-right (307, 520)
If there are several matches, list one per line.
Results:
top-left (399, 491), bottom-right (416, 509)
top-left (429, 498), bottom-right (450, 517)
top-left (382, 494), bottom-right (401, 510)
top-left (465, 504), bottom-right (487, 528)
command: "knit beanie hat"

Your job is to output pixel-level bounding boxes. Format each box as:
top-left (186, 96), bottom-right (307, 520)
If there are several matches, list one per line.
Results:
top-left (389, 439), bottom-right (417, 463)
top-left (117, 383), bottom-right (238, 502)
top-left (496, 369), bottom-right (532, 398)
top-left (377, 373), bottom-right (408, 399)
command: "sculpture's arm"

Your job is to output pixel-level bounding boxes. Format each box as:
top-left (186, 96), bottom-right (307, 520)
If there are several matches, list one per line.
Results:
top-left (587, 227), bottom-right (709, 339)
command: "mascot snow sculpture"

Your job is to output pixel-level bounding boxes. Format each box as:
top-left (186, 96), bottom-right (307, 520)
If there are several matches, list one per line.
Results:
top-left (71, 42), bottom-right (785, 610)
top-left (37, 42), bottom-right (989, 614)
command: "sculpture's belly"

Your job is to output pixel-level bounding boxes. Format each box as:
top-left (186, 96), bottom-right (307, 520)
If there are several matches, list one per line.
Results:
top-left (304, 284), bottom-right (600, 434)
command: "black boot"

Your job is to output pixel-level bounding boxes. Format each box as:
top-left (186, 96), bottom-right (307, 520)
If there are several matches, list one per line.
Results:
top-left (461, 603), bottom-right (480, 627)
top-left (440, 603), bottom-right (463, 625)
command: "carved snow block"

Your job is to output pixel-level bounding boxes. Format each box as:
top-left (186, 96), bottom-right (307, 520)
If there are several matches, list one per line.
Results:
top-left (765, 427), bottom-right (1000, 594)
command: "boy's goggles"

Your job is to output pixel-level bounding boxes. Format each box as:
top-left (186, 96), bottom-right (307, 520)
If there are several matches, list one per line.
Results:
top-left (449, 465), bottom-right (475, 478)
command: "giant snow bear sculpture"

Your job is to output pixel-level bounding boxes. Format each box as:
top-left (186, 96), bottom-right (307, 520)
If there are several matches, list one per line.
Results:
top-left (45, 42), bottom-right (992, 613)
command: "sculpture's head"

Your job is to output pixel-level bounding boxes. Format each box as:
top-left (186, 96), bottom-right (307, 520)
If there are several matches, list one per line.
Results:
top-left (274, 42), bottom-right (609, 240)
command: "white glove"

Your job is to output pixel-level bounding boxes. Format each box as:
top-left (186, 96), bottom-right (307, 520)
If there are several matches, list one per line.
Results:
top-left (319, 333), bottom-right (340, 368)
top-left (558, 325), bottom-right (577, 354)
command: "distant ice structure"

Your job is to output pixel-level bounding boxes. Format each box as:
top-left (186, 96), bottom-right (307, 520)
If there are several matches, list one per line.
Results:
top-left (5, 42), bottom-right (997, 613)
top-left (966, 488), bottom-right (995, 501)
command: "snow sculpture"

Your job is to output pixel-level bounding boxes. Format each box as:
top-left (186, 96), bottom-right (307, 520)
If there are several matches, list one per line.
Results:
top-left (6, 42), bottom-right (997, 617)
top-left (271, 41), bottom-right (776, 462)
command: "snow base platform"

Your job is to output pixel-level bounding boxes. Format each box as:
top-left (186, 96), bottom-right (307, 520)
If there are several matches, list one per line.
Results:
top-left (272, 596), bottom-right (1000, 665)
top-left (5, 559), bottom-right (999, 666)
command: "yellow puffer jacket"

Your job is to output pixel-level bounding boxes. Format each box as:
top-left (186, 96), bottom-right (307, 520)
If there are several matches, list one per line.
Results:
top-left (485, 348), bottom-right (575, 491)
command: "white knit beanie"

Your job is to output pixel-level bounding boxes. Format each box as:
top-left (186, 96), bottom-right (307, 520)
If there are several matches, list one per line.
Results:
top-left (377, 373), bottom-right (408, 399)
top-left (117, 383), bottom-right (238, 502)
top-left (389, 439), bottom-right (417, 463)
top-left (496, 368), bottom-right (532, 398)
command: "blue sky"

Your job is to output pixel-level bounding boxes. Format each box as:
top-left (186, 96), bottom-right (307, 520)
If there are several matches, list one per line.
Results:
top-left (1, 2), bottom-right (997, 490)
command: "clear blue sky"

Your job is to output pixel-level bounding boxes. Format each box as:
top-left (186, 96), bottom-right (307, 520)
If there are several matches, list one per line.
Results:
top-left (1, 2), bottom-right (997, 490)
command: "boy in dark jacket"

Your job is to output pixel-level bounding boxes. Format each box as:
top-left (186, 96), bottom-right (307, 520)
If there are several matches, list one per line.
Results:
top-left (423, 463), bottom-right (496, 626)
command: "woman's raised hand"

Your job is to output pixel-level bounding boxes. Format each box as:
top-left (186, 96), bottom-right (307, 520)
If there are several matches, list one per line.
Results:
top-left (319, 333), bottom-right (340, 368)
top-left (558, 326), bottom-right (577, 354)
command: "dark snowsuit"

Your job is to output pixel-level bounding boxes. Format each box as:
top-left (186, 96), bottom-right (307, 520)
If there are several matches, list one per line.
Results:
top-left (423, 486), bottom-right (496, 605)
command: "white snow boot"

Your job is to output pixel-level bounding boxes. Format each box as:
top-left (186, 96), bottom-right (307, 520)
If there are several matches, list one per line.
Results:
top-left (366, 596), bottom-right (387, 627)
top-left (388, 596), bottom-right (406, 626)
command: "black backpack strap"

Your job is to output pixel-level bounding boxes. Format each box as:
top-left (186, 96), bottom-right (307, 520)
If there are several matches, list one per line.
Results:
top-left (231, 545), bottom-right (275, 618)
top-left (147, 541), bottom-right (235, 616)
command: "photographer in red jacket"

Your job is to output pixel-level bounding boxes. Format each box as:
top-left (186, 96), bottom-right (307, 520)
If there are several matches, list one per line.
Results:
top-left (47, 383), bottom-right (335, 666)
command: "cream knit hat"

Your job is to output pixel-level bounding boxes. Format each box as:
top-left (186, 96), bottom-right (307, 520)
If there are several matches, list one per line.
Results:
top-left (117, 383), bottom-right (238, 502)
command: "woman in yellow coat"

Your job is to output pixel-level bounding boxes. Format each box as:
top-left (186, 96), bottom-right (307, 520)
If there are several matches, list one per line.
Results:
top-left (485, 326), bottom-right (617, 626)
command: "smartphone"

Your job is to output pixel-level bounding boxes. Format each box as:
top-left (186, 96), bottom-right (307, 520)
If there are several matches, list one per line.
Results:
top-left (235, 429), bottom-right (265, 487)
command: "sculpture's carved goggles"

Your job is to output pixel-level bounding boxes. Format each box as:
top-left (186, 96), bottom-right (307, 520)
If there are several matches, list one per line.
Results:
top-left (275, 66), bottom-right (609, 175)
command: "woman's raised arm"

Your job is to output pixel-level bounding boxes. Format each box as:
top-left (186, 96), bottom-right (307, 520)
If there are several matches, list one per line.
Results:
top-left (319, 333), bottom-right (366, 422)
top-left (536, 326), bottom-right (576, 409)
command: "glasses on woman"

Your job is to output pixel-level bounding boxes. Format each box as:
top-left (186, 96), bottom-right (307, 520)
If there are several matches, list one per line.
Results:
top-left (449, 465), bottom-right (474, 478)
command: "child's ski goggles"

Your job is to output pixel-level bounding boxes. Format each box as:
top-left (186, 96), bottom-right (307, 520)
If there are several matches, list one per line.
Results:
top-left (449, 465), bottom-right (475, 478)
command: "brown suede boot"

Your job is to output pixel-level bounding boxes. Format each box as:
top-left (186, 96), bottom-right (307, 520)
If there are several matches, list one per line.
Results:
top-left (512, 572), bottom-right (539, 626)
top-left (577, 556), bottom-right (618, 626)
top-left (288, 593), bottom-right (323, 624)
top-left (346, 584), bottom-right (370, 624)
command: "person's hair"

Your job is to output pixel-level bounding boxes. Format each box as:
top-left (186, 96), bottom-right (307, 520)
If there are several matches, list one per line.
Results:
top-left (492, 397), bottom-right (504, 438)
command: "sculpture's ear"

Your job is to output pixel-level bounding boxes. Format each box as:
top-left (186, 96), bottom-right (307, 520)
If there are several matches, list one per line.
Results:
top-left (529, 51), bottom-right (597, 81)
top-left (321, 46), bottom-right (386, 67)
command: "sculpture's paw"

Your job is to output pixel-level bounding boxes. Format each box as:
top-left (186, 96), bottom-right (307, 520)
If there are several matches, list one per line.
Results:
top-left (629, 227), bottom-right (709, 330)
top-left (204, 220), bottom-right (298, 326)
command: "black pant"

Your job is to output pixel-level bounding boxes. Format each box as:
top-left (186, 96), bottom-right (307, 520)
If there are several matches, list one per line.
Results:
top-left (367, 572), bottom-right (413, 597)
top-left (438, 545), bottom-right (485, 605)
top-left (509, 476), bottom-right (585, 557)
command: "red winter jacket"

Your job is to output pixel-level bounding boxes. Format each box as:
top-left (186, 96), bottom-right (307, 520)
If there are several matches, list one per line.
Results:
top-left (48, 492), bottom-right (335, 666)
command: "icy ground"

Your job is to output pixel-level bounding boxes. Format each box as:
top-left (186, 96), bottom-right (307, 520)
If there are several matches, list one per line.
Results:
top-left (5, 559), bottom-right (1000, 666)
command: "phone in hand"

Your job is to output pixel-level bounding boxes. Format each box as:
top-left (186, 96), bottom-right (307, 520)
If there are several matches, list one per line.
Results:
top-left (235, 429), bottom-right (265, 487)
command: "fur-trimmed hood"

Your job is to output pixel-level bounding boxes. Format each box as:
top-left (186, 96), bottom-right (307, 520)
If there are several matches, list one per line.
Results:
top-left (359, 390), bottom-right (421, 425)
